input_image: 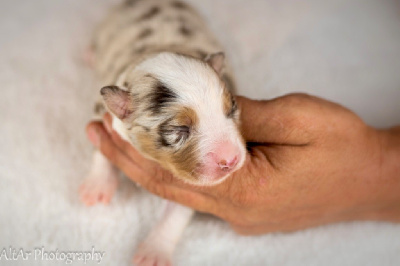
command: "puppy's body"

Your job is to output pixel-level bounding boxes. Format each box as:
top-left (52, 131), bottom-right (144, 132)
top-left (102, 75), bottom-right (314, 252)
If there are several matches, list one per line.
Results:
top-left (80, 1), bottom-right (245, 265)
top-left (92, 0), bottom-right (234, 91)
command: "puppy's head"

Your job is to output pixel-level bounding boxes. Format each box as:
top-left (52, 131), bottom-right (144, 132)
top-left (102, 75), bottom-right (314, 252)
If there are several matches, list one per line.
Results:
top-left (101, 52), bottom-right (245, 185)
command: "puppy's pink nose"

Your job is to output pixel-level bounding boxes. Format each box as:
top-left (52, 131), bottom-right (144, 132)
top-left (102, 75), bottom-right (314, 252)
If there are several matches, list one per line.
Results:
top-left (206, 140), bottom-right (241, 172)
top-left (218, 156), bottom-right (238, 171)
top-left (202, 140), bottom-right (243, 181)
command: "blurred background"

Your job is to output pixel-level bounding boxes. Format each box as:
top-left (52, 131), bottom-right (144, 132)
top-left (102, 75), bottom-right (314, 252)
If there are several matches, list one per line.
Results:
top-left (0, 0), bottom-right (399, 265)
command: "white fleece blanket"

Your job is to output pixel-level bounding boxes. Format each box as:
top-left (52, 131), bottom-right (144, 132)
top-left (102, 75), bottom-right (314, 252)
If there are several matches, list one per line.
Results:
top-left (1, 0), bottom-right (400, 265)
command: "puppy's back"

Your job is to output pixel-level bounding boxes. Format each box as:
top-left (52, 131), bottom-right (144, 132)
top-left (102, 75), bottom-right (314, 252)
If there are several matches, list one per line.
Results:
top-left (92, 0), bottom-right (224, 85)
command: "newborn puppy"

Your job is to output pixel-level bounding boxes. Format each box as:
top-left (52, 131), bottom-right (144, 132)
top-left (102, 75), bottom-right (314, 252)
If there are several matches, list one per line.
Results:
top-left (80, 0), bottom-right (246, 265)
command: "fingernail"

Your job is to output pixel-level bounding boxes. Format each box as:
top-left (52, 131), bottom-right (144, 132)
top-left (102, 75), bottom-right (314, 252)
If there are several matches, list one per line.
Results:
top-left (87, 127), bottom-right (100, 147)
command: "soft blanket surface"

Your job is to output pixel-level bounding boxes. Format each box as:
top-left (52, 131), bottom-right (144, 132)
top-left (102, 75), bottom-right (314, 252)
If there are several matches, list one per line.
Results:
top-left (1, 0), bottom-right (400, 265)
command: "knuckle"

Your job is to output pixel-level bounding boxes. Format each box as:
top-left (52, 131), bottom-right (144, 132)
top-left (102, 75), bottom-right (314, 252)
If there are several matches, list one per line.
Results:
top-left (281, 93), bottom-right (313, 105)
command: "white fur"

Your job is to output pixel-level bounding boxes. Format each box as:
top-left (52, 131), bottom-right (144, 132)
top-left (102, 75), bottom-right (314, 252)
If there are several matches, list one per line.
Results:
top-left (136, 52), bottom-right (246, 183)
top-left (80, 151), bottom-right (119, 205)
top-left (3, 1), bottom-right (400, 266)
top-left (133, 203), bottom-right (194, 266)
top-left (104, 52), bottom-right (246, 265)
top-left (94, 0), bottom-right (222, 85)
top-left (112, 113), bottom-right (130, 142)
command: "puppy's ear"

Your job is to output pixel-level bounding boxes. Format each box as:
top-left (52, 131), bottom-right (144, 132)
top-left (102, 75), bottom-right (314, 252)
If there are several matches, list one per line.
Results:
top-left (205, 52), bottom-right (225, 75)
top-left (100, 85), bottom-right (134, 120)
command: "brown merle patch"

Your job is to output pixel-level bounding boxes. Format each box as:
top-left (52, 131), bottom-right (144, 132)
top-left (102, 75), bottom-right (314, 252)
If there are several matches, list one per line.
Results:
top-left (171, 1), bottom-right (188, 9)
top-left (133, 46), bottom-right (146, 55)
top-left (178, 16), bottom-right (187, 24)
top-left (125, 0), bottom-right (142, 6)
top-left (171, 139), bottom-right (199, 181)
top-left (176, 106), bottom-right (198, 128)
top-left (222, 74), bottom-right (236, 92)
top-left (131, 122), bottom-right (150, 132)
top-left (137, 28), bottom-right (153, 40)
top-left (195, 49), bottom-right (208, 59)
top-left (222, 88), bottom-right (237, 119)
top-left (93, 102), bottom-right (105, 114)
top-left (179, 25), bottom-right (193, 37)
top-left (136, 6), bottom-right (161, 21)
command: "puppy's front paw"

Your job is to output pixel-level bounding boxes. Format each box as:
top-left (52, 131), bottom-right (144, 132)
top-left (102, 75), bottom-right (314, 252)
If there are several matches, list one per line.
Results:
top-left (133, 240), bottom-right (172, 266)
top-left (79, 171), bottom-right (118, 206)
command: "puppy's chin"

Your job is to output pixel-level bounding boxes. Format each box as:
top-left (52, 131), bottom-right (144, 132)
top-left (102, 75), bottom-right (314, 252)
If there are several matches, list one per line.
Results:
top-left (192, 158), bottom-right (245, 186)
top-left (173, 169), bottom-right (233, 187)
top-left (198, 173), bottom-right (233, 186)
top-left (171, 156), bottom-right (245, 186)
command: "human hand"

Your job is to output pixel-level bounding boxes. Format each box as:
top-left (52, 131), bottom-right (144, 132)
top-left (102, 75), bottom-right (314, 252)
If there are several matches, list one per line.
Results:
top-left (86, 93), bottom-right (400, 235)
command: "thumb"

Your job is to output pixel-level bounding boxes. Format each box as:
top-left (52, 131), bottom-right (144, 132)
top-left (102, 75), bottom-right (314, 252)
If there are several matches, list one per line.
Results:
top-left (236, 94), bottom-right (315, 145)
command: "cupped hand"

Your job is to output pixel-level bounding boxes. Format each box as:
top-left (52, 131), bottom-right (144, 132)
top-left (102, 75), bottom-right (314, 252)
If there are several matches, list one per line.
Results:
top-left (86, 93), bottom-right (400, 235)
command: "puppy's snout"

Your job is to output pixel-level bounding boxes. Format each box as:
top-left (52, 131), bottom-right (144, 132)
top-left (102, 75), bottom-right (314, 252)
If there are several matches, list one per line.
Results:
top-left (218, 156), bottom-right (238, 171)
top-left (206, 140), bottom-right (241, 174)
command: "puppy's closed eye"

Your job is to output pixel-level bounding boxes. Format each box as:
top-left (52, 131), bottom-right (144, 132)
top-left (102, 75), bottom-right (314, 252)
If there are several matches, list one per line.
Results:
top-left (159, 122), bottom-right (191, 147)
top-left (174, 125), bottom-right (190, 137)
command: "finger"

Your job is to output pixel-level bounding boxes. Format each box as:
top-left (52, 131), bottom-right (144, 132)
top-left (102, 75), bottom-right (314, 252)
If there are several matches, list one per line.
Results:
top-left (86, 122), bottom-right (221, 214)
top-left (230, 221), bottom-right (290, 236)
top-left (86, 120), bottom-right (102, 147)
top-left (102, 113), bottom-right (158, 169)
top-left (97, 116), bottom-right (216, 192)
top-left (103, 112), bottom-right (113, 134)
top-left (231, 222), bottom-right (321, 235)
top-left (87, 122), bottom-right (176, 187)
top-left (100, 112), bottom-right (242, 198)
top-left (230, 224), bottom-right (275, 236)
top-left (147, 181), bottom-right (220, 216)
top-left (86, 122), bottom-right (146, 180)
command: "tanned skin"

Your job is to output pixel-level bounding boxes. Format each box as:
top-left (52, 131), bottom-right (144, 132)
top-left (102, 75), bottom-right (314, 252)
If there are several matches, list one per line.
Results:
top-left (86, 93), bottom-right (400, 235)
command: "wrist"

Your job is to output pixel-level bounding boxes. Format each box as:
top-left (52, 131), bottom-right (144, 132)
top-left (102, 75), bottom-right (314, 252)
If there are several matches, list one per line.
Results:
top-left (381, 126), bottom-right (400, 179)
top-left (367, 126), bottom-right (400, 221)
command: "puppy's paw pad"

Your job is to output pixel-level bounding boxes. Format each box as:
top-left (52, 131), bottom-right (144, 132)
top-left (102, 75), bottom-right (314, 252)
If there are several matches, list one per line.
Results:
top-left (79, 174), bottom-right (118, 206)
